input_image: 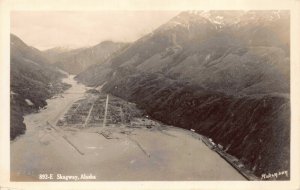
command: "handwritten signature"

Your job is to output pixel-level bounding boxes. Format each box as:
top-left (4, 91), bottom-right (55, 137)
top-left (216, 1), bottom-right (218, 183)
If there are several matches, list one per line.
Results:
top-left (261, 170), bottom-right (288, 180)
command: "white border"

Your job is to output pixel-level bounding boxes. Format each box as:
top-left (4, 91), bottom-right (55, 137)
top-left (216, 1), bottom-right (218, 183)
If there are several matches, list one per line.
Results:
top-left (0, 0), bottom-right (299, 189)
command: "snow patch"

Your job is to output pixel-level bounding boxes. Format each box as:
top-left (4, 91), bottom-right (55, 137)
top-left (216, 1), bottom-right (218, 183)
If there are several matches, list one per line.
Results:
top-left (87, 146), bottom-right (97, 149)
top-left (25, 99), bottom-right (34, 106)
top-left (205, 54), bottom-right (211, 61)
top-left (170, 21), bottom-right (185, 27)
top-left (24, 58), bottom-right (40, 66)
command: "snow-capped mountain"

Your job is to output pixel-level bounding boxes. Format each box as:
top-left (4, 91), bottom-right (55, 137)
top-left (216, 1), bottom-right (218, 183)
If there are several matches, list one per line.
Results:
top-left (75, 10), bottom-right (290, 179)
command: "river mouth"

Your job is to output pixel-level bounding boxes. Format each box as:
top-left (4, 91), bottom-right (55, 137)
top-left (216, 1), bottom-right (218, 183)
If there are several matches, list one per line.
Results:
top-left (10, 75), bottom-right (245, 181)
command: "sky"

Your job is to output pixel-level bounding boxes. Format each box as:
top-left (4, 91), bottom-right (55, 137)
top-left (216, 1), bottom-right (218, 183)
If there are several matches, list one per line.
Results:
top-left (11, 11), bottom-right (179, 50)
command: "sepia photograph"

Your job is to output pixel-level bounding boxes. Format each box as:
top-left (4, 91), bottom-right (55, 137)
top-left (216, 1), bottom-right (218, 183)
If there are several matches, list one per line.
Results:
top-left (9, 10), bottom-right (291, 181)
top-left (1, 0), bottom-right (300, 189)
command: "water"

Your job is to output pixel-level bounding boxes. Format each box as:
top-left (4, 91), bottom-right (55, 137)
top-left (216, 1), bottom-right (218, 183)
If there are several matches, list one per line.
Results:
top-left (10, 75), bottom-right (245, 181)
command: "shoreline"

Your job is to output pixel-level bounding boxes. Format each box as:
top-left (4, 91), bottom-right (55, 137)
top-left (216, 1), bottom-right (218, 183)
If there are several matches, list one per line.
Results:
top-left (11, 77), bottom-right (245, 181)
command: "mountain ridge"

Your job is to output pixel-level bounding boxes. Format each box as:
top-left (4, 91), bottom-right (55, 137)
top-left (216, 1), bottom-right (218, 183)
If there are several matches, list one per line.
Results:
top-left (10, 34), bottom-right (70, 140)
top-left (76, 10), bottom-right (290, 179)
top-left (43, 41), bottom-right (130, 74)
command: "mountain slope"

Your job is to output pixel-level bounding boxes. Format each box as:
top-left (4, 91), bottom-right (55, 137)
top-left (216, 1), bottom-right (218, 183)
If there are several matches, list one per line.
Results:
top-left (111, 11), bottom-right (289, 94)
top-left (43, 41), bottom-right (129, 74)
top-left (75, 43), bottom-right (129, 86)
top-left (43, 46), bottom-right (80, 63)
top-left (10, 34), bottom-right (69, 140)
top-left (76, 10), bottom-right (290, 179)
top-left (78, 11), bottom-right (289, 93)
top-left (103, 71), bottom-right (289, 178)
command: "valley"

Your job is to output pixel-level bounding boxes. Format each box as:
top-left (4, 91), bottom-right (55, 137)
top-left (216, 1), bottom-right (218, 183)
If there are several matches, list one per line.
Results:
top-left (10, 75), bottom-right (245, 181)
top-left (10, 10), bottom-right (290, 181)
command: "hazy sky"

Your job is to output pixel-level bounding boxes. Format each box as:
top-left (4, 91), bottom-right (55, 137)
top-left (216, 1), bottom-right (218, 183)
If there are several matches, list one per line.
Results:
top-left (11, 11), bottom-right (179, 50)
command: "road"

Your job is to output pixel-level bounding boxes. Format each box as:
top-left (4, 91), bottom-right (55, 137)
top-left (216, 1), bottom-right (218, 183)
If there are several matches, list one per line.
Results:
top-left (10, 75), bottom-right (245, 181)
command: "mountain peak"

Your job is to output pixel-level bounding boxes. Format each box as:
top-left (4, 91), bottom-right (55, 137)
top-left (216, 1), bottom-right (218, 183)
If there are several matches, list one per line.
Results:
top-left (164, 10), bottom-right (288, 31)
top-left (43, 46), bottom-right (73, 53)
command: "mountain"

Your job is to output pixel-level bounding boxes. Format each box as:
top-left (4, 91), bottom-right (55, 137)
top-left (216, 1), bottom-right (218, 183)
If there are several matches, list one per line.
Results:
top-left (75, 43), bottom-right (129, 86)
top-left (76, 10), bottom-right (290, 179)
top-left (42, 46), bottom-right (76, 63)
top-left (10, 34), bottom-right (69, 140)
top-left (43, 41), bottom-right (129, 74)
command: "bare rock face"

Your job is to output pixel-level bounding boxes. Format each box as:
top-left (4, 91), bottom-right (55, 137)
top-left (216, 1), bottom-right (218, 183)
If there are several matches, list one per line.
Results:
top-left (78, 10), bottom-right (290, 179)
